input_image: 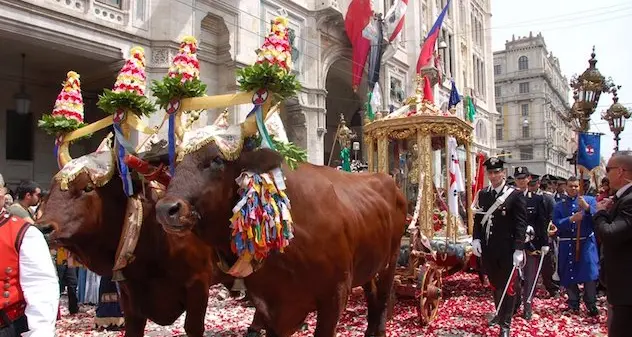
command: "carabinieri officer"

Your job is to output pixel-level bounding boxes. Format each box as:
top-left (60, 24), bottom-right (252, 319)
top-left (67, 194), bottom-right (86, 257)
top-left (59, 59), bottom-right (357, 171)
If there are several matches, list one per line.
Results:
top-left (471, 157), bottom-right (527, 337)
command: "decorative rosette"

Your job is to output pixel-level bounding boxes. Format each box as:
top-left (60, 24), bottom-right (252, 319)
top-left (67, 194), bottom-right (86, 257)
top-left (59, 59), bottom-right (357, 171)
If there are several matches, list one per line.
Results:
top-left (97, 46), bottom-right (156, 117)
top-left (38, 71), bottom-right (87, 136)
top-left (237, 14), bottom-right (300, 101)
top-left (432, 208), bottom-right (448, 232)
top-left (151, 35), bottom-right (207, 110)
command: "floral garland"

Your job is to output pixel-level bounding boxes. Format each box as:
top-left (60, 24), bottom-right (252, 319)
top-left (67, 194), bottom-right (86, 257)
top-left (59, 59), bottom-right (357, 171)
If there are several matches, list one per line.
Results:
top-left (97, 46), bottom-right (156, 117)
top-left (237, 15), bottom-right (301, 102)
top-left (38, 71), bottom-right (87, 136)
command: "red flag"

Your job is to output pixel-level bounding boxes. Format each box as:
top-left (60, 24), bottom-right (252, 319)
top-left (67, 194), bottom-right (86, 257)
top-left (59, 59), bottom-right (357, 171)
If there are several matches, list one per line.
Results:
top-left (473, 152), bottom-right (487, 196)
top-left (345, 0), bottom-right (373, 91)
top-left (422, 76), bottom-right (434, 104)
top-left (416, 0), bottom-right (450, 73)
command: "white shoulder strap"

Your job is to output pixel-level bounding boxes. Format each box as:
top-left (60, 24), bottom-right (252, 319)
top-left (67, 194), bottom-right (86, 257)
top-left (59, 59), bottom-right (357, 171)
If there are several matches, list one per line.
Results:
top-left (481, 187), bottom-right (515, 227)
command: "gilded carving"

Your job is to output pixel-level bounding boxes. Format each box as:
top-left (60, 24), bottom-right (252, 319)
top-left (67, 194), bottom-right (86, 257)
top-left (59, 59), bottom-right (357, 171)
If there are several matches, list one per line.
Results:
top-left (377, 138), bottom-right (389, 174)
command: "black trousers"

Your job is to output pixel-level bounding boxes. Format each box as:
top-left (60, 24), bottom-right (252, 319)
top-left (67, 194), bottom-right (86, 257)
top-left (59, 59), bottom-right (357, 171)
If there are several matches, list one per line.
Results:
top-left (483, 253), bottom-right (520, 329)
top-left (609, 305), bottom-right (632, 337)
top-left (541, 238), bottom-right (560, 294)
top-left (57, 264), bottom-right (79, 314)
top-left (0, 316), bottom-right (28, 337)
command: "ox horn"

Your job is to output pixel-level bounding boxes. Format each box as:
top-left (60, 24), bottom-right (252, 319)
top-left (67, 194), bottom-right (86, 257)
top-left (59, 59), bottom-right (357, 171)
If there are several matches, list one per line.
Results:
top-left (57, 138), bottom-right (73, 169)
top-left (240, 101), bottom-right (280, 138)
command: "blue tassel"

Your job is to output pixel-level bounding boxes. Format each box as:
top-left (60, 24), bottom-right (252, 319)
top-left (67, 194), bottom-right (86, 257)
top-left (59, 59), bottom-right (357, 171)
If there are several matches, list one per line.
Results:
top-left (168, 114), bottom-right (176, 176)
top-left (113, 124), bottom-right (133, 196)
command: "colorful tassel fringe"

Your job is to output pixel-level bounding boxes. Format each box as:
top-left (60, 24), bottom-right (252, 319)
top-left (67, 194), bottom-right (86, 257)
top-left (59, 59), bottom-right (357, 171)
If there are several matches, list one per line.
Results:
top-left (230, 171), bottom-right (294, 261)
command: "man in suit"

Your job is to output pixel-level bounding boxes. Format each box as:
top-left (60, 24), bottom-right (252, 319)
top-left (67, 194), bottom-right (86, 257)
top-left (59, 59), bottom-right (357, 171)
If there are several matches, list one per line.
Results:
top-left (593, 151), bottom-right (632, 337)
top-left (514, 168), bottom-right (548, 320)
top-left (471, 157), bottom-right (527, 337)
top-left (552, 176), bottom-right (600, 316)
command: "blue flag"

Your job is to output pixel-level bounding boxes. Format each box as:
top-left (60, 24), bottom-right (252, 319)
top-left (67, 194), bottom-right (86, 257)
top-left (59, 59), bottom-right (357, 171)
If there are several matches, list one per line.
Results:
top-left (577, 132), bottom-right (601, 171)
top-left (448, 80), bottom-right (461, 110)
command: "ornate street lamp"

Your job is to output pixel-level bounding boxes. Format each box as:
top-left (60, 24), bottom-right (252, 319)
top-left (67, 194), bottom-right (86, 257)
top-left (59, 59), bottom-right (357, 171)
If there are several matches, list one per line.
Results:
top-left (563, 47), bottom-right (616, 132)
top-left (601, 87), bottom-right (631, 151)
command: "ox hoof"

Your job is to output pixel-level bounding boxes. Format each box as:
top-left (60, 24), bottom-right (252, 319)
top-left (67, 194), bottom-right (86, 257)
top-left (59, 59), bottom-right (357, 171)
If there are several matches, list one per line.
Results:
top-left (244, 327), bottom-right (263, 337)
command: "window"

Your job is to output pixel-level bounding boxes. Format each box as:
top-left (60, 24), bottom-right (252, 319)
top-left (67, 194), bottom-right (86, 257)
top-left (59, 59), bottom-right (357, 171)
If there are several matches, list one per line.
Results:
top-left (518, 56), bottom-right (529, 70)
top-left (495, 86), bottom-right (502, 98)
top-left (519, 82), bottom-right (530, 94)
top-left (494, 64), bottom-right (501, 75)
top-left (496, 103), bottom-right (502, 113)
top-left (5, 110), bottom-right (33, 161)
top-left (496, 124), bottom-right (503, 141)
top-left (522, 125), bottom-right (530, 138)
top-left (521, 104), bottom-right (529, 116)
top-left (96, 0), bottom-right (122, 8)
top-left (520, 146), bottom-right (533, 160)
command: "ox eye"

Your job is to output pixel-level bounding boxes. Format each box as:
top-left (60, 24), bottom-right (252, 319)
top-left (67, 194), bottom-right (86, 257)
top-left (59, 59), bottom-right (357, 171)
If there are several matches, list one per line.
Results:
top-left (210, 158), bottom-right (224, 171)
top-left (83, 184), bottom-right (94, 193)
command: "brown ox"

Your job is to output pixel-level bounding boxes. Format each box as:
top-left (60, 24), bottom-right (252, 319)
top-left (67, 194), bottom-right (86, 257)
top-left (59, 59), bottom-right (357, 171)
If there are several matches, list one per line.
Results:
top-left (36, 151), bottom-right (259, 337)
top-left (155, 144), bottom-right (407, 337)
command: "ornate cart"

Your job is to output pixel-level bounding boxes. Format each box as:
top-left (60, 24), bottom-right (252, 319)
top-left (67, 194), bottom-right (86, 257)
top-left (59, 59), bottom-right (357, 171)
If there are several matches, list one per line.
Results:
top-left (364, 89), bottom-right (476, 325)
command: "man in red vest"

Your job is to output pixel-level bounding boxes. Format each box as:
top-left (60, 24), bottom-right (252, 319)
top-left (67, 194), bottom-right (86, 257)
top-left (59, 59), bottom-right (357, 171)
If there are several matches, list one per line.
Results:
top-left (0, 186), bottom-right (59, 336)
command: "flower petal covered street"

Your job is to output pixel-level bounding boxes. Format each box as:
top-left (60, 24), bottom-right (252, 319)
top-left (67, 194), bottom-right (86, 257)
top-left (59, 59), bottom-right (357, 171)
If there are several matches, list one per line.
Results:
top-left (55, 272), bottom-right (607, 337)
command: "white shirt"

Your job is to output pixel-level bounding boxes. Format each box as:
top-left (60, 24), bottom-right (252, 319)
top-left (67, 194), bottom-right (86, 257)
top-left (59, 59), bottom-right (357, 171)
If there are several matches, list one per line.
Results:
top-left (18, 226), bottom-right (60, 337)
top-left (615, 181), bottom-right (632, 198)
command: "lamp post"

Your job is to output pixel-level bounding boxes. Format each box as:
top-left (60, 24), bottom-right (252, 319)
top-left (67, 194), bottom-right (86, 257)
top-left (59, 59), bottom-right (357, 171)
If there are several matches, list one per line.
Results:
top-left (601, 87), bottom-right (631, 152)
top-left (562, 47), bottom-right (616, 132)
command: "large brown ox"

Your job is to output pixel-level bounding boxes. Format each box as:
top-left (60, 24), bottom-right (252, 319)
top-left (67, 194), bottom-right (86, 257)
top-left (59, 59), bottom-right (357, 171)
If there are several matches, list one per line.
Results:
top-left (155, 139), bottom-right (407, 336)
top-left (35, 147), bottom-right (252, 337)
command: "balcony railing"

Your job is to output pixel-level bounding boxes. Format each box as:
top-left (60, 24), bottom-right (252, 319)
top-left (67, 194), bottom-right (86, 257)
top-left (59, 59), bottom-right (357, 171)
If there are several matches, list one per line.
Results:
top-left (46, 0), bottom-right (148, 31)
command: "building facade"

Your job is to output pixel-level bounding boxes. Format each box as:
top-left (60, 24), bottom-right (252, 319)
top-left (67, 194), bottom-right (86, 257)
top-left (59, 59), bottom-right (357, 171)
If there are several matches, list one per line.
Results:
top-left (0, 0), bottom-right (496, 188)
top-left (493, 32), bottom-right (576, 178)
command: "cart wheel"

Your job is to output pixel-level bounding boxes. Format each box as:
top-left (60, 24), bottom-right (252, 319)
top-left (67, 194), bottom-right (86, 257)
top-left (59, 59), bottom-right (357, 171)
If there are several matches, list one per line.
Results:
top-left (417, 264), bottom-right (442, 326)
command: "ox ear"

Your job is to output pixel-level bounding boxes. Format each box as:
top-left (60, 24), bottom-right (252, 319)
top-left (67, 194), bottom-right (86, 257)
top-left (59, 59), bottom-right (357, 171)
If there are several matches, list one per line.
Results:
top-left (238, 148), bottom-right (284, 174)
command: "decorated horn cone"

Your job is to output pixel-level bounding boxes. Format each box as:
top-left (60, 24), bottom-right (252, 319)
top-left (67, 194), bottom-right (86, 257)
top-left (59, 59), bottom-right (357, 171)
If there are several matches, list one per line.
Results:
top-left (168, 35), bottom-right (201, 83)
top-left (112, 46), bottom-right (147, 96)
top-left (256, 15), bottom-right (293, 73)
top-left (51, 71), bottom-right (84, 124)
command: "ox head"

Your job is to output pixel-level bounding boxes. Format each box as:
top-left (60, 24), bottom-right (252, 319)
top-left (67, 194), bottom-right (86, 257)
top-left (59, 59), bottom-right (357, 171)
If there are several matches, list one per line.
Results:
top-left (155, 107), bottom-right (283, 239)
top-left (37, 136), bottom-right (166, 274)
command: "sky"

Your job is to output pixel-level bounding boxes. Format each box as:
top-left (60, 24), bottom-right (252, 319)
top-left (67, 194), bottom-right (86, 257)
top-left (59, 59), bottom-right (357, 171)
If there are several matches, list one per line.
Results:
top-left (491, 0), bottom-right (632, 161)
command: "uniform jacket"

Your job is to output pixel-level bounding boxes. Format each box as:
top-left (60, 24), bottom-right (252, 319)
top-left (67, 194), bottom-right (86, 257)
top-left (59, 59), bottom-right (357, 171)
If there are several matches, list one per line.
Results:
top-left (593, 186), bottom-right (632, 305)
top-left (553, 195), bottom-right (599, 287)
top-left (473, 183), bottom-right (527, 257)
top-left (523, 191), bottom-right (548, 252)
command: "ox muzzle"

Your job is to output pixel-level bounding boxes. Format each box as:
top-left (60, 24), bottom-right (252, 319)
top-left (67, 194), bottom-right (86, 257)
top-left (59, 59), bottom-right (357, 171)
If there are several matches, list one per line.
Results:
top-left (155, 197), bottom-right (200, 235)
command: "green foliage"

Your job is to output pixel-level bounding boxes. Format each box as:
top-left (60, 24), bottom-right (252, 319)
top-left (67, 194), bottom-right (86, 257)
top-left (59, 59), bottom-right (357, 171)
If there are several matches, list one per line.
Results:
top-left (250, 135), bottom-right (307, 170)
top-left (237, 63), bottom-right (301, 102)
top-left (37, 114), bottom-right (86, 136)
top-left (97, 89), bottom-right (156, 117)
top-left (150, 75), bottom-right (207, 110)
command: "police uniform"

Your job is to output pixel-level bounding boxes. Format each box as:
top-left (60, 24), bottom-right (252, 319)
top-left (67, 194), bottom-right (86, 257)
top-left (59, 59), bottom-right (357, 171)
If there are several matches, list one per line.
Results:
top-left (554, 177), bottom-right (568, 203)
top-left (513, 168), bottom-right (547, 320)
top-left (472, 157), bottom-right (527, 337)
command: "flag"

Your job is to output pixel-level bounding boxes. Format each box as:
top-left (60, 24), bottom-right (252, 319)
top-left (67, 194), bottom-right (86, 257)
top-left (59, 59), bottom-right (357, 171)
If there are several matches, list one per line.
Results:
top-left (366, 82), bottom-right (382, 121)
top-left (423, 76), bottom-right (433, 104)
top-left (367, 16), bottom-right (384, 90)
top-left (416, 0), bottom-right (451, 73)
top-left (448, 79), bottom-right (461, 109)
top-left (465, 95), bottom-right (477, 122)
top-left (345, 0), bottom-right (374, 91)
top-left (448, 137), bottom-right (465, 217)
top-left (577, 132), bottom-right (601, 172)
top-left (384, 0), bottom-right (408, 42)
top-left (473, 152), bottom-right (486, 195)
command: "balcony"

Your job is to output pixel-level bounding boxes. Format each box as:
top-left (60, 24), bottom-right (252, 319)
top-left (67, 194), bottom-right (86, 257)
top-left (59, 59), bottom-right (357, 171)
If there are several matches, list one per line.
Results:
top-left (494, 67), bottom-right (546, 83)
top-left (21, 0), bottom-right (149, 34)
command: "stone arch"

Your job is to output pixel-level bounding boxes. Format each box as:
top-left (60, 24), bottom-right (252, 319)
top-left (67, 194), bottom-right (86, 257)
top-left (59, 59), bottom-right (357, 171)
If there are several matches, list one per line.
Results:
top-left (199, 13), bottom-right (234, 124)
top-left (324, 57), bottom-right (367, 166)
top-left (475, 119), bottom-right (487, 145)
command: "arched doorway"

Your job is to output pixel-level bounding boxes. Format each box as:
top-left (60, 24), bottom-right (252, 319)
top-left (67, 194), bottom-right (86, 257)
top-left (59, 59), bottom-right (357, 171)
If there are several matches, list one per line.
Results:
top-left (324, 58), bottom-right (367, 167)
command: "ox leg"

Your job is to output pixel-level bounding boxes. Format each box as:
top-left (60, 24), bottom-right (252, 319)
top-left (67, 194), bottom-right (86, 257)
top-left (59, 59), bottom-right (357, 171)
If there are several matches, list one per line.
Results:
top-left (367, 255), bottom-right (398, 337)
top-left (313, 283), bottom-right (350, 337)
top-left (183, 281), bottom-right (210, 337)
top-left (118, 287), bottom-right (147, 337)
top-left (243, 309), bottom-right (265, 337)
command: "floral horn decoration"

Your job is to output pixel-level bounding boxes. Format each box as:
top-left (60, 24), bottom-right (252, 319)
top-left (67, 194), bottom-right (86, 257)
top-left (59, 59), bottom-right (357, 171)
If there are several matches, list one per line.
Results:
top-left (98, 46), bottom-right (156, 196)
top-left (151, 35), bottom-right (207, 175)
top-left (237, 13), bottom-right (300, 102)
top-left (38, 71), bottom-right (88, 169)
